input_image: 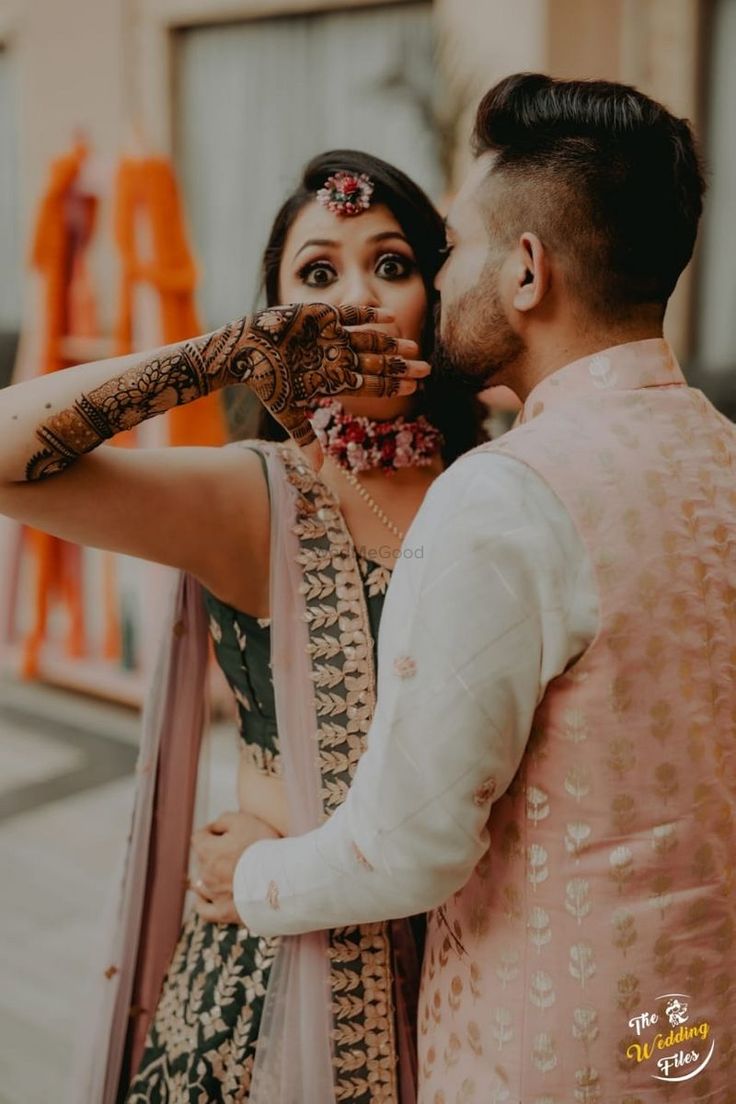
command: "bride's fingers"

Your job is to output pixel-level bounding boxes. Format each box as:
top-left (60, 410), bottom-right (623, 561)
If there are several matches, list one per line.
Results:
top-left (349, 332), bottom-right (419, 357)
top-left (346, 320), bottom-right (402, 340)
top-left (358, 354), bottom-right (431, 379)
top-left (347, 329), bottom-right (397, 354)
top-left (350, 373), bottom-right (418, 398)
top-left (337, 304), bottom-right (395, 327)
top-left (274, 411), bottom-right (325, 471)
top-left (278, 412), bottom-right (318, 450)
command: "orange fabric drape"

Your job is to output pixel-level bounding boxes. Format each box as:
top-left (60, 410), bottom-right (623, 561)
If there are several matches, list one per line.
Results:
top-left (30, 142), bottom-right (93, 373)
top-left (113, 157), bottom-right (226, 446)
top-left (21, 150), bottom-right (224, 681)
top-left (22, 142), bottom-right (94, 677)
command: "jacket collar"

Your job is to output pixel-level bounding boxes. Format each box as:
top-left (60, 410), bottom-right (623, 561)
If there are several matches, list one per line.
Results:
top-left (519, 338), bottom-right (686, 424)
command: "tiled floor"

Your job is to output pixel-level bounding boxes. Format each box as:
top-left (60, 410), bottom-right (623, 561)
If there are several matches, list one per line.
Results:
top-left (0, 676), bottom-right (239, 1104)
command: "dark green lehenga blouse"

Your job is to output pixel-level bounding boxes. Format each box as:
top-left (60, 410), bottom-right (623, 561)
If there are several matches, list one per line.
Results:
top-left (125, 448), bottom-right (402, 1104)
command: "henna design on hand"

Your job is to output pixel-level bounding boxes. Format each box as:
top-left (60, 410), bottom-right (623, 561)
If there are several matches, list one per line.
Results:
top-left (338, 304), bottom-right (376, 327)
top-left (240, 303), bottom-right (362, 411)
top-left (224, 302), bottom-right (383, 449)
top-left (348, 330), bottom-right (399, 355)
top-left (26, 320), bottom-right (250, 481)
top-left (26, 302), bottom-right (391, 479)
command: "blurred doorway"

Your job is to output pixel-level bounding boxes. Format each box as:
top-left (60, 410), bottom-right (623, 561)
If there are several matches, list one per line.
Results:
top-left (173, 3), bottom-right (442, 331)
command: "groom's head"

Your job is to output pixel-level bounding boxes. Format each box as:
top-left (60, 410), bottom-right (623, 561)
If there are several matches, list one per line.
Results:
top-left (435, 72), bottom-right (705, 391)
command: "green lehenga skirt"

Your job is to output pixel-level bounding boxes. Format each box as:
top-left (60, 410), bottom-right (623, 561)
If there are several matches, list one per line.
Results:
top-left (126, 910), bottom-right (280, 1103)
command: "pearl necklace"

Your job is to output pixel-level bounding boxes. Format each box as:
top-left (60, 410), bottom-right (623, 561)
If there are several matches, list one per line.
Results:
top-left (334, 463), bottom-right (406, 541)
top-left (309, 397), bottom-right (443, 543)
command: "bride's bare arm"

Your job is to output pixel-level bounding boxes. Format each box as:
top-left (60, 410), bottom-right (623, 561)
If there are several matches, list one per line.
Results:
top-left (0, 322), bottom-right (271, 591)
top-left (0, 304), bottom-right (422, 595)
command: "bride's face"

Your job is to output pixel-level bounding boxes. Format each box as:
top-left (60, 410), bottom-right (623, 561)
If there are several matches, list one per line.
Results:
top-left (278, 200), bottom-right (427, 348)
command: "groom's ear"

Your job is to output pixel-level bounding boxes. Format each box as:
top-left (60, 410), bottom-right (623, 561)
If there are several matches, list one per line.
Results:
top-left (511, 232), bottom-right (549, 313)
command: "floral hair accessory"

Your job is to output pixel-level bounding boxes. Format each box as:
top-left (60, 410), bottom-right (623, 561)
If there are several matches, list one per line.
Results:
top-left (316, 171), bottom-right (374, 217)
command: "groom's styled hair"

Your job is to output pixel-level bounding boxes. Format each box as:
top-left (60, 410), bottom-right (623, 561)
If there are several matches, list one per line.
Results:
top-left (472, 73), bottom-right (705, 320)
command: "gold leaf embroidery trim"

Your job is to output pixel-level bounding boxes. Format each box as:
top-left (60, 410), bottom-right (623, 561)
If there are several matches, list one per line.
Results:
top-left (278, 445), bottom-right (398, 1102)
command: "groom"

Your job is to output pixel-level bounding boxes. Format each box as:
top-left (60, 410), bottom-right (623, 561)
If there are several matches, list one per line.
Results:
top-left (197, 73), bottom-right (736, 1098)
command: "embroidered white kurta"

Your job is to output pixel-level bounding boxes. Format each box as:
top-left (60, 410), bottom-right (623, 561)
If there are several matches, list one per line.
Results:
top-left (233, 451), bottom-right (597, 931)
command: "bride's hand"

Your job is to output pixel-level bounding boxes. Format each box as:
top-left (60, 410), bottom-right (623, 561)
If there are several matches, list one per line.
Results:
top-left (217, 303), bottom-right (430, 471)
top-left (191, 810), bottom-right (279, 925)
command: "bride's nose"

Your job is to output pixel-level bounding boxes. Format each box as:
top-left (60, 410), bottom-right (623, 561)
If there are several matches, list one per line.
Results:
top-left (340, 268), bottom-right (381, 309)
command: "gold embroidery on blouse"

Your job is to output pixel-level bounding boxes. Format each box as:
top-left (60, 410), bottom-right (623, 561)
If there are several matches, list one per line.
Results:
top-left (233, 685), bottom-right (252, 713)
top-left (278, 445), bottom-right (398, 1102)
top-left (240, 741), bottom-right (282, 778)
top-left (358, 555), bottom-right (392, 596)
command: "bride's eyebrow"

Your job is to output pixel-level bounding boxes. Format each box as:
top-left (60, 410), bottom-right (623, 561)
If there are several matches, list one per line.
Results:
top-left (368, 231), bottom-right (411, 246)
top-left (293, 238), bottom-right (339, 261)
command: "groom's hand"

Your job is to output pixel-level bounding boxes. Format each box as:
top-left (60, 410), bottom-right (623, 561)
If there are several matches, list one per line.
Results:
top-left (191, 810), bottom-right (279, 925)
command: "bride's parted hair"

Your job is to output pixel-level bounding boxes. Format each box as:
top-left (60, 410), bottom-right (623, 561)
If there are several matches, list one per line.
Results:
top-left (231, 149), bottom-right (488, 466)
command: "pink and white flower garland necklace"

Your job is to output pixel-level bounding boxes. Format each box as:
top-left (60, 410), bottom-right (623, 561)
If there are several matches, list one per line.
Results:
top-left (307, 397), bottom-right (444, 542)
top-left (308, 397), bottom-right (443, 475)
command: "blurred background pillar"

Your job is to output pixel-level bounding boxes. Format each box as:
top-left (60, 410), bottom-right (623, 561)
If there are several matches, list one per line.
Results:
top-left (435, 0), bottom-right (548, 190)
top-left (546, 0), bottom-right (703, 361)
top-left (618, 0), bottom-right (702, 361)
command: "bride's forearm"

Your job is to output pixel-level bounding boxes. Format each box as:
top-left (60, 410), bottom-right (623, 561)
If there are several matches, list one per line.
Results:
top-left (0, 319), bottom-right (252, 484)
top-left (0, 302), bottom-right (409, 486)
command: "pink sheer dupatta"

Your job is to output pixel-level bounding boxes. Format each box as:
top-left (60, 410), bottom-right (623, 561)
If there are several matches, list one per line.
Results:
top-left (66, 569), bottom-right (210, 1103)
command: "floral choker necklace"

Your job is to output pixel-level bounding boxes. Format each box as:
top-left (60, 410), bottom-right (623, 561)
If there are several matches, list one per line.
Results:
top-left (307, 397), bottom-right (444, 474)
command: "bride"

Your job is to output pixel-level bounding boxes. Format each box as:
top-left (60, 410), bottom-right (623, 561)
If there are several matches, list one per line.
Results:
top-left (0, 149), bottom-right (486, 1102)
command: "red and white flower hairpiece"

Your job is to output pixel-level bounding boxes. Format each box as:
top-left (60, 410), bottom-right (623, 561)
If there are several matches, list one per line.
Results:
top-left (316, 171), bottom-right (374, 216)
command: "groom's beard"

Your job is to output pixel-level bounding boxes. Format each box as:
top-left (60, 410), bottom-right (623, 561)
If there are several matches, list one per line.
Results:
top-left (433, 284), bottom-right (524, 392)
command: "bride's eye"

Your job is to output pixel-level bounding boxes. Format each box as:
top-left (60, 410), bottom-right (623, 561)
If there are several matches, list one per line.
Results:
top-left (299, 260), bottom-right (337, 288)
top-left (375, 253), bottom-right (416, 280)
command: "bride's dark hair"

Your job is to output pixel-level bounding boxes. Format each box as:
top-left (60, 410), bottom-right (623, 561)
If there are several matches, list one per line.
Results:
top-left (230, 149), bottom-right (488, 465)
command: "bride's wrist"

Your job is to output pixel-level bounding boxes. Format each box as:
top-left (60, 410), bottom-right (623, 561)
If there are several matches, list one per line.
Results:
top-left (26, 322), bottom-right (258, 481)
top-left (193, 314), bottom-right (286, 395)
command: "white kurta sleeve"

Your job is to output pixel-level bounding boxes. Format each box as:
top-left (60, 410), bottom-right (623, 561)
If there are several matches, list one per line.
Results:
top-left (233, 452), bottom-right (596, 935)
